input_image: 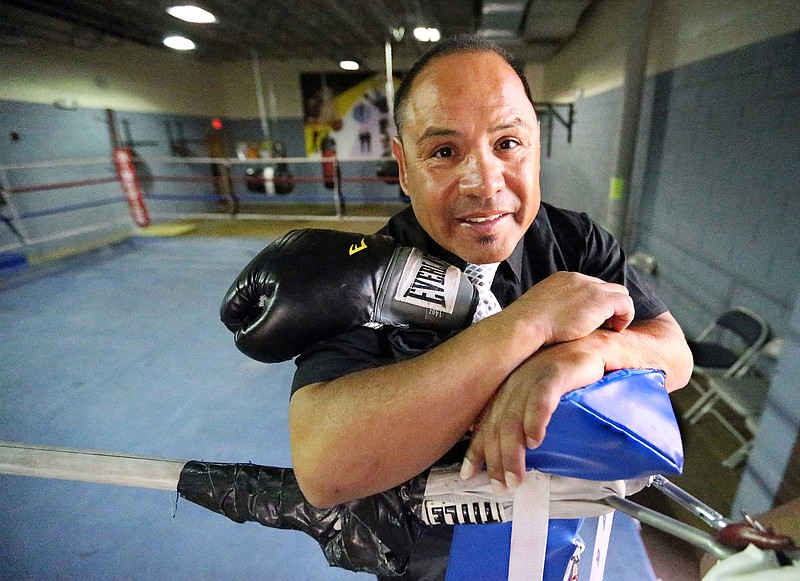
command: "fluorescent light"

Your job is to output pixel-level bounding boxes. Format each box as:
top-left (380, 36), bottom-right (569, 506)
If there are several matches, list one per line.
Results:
top-left (413, 27), bottom-right (430, 42)
top-left (163, 35), bottom-right (196, 50)
top-left (413, 27), bottom-right (440, 42)
top-left (167, 5), bottom-right (216, 23)
top-left (339, 60), bottom-right (360, 71)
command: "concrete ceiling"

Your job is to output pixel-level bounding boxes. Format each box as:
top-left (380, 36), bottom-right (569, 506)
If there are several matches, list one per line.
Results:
top-left (0, 0), bottom-right (598, 65)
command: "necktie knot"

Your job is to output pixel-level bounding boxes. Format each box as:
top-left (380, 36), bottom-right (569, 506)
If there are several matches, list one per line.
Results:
top-left (464, 263), bottom-right (502, 322)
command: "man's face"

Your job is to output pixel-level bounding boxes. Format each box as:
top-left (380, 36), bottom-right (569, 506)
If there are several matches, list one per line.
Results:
top-left (392, 51), bottom-right (541, 264)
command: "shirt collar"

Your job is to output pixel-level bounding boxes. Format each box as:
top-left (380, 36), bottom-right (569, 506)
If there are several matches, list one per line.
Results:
top-left (503, 238), bottom-right (524, 283)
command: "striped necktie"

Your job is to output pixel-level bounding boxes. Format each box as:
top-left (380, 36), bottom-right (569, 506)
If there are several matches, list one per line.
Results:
top-left (464, 263), bottom-right (502, 323)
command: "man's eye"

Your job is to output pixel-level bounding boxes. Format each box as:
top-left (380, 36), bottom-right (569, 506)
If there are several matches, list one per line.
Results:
top-left (497, 138), bottom-right (520, 150)
top-left (433, 147), bottom-right (454, 158)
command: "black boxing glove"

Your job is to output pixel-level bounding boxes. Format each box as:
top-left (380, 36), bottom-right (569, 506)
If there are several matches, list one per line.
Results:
top-left (220, 229), bottom-right (478, 363)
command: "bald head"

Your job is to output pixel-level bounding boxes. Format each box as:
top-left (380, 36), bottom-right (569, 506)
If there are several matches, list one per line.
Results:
top-left (393, 34), bottom-right (533, 139)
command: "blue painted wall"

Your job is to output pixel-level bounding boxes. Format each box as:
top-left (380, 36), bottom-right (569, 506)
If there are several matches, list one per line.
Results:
top-left (734, 295), bottom-right (800, 514)
top-left (0, 101), bottom-right (128, 258)
top-left (540, 29), bottom-right (800, 341)
top-left (0, 102), bottom-right (227, 258)
top-left (539, 29), bottom-right (800, 513)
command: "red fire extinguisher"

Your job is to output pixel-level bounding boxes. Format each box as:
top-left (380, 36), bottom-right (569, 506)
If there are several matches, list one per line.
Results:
top-left (321, 136), bottom-right (337, 190)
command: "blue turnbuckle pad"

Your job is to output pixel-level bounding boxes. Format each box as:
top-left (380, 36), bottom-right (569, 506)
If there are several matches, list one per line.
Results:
top-left (445, 368), bottom-right (683, 581)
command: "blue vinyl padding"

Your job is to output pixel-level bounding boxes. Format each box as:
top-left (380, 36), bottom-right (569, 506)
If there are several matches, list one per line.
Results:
top-left (528, 368), bottom-right (683, 480)
top-left (445, 368), bottom-right (681, 580)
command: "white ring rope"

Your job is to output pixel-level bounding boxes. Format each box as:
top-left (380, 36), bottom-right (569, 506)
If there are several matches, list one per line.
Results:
top-left (0, 440), bottom-right (766, 564)
top-left (0, 440), bottom-right (185, 491)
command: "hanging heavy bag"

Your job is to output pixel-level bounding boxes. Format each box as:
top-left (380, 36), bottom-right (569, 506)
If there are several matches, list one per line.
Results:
top-left (270, 140), bottom-right (294, 195)
top-left (274, 162), bottom-right (294, 195)
top-left (321, 136), bottom-right (337, 190)
top-left (376, 152), bottom-right (399, 185)
top-left (245, 166), bottom-right (267, 193)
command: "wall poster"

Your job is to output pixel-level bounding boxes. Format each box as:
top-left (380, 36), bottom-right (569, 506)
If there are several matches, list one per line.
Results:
top-left (301, 72), bottom-right (401, 159)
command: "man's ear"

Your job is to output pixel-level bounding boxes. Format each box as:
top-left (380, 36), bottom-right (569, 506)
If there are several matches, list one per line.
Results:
top-left (391, 136), bottom-right (410, 197)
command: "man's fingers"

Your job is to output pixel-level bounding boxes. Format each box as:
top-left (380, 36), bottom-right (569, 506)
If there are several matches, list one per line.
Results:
top-left (499, 424), bottom-right (527, 490)
top-left (461, 401), bottom-right (492, 480)
top-left (520, 273), bottom-right (638, 344)
top-left (522, 390), bottom-right (559, 453)
top-left (482, 428), bottom-right (505, 493)
top-left (461, 433), bottom-right (485, 480)
top-left (604, 291), bottom-right (635, 331)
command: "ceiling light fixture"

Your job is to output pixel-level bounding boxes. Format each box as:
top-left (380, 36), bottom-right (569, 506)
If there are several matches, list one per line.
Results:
top-left (339, 60), bottom-right (360, 71)
top-left (163, 35), bottom-right (196, 50)
top-left (166, 5), bottom-right (217, 23)
top-left (390, 26), bottom-right (405, 42)
top-left (413, 27), bottom-right (441, 42)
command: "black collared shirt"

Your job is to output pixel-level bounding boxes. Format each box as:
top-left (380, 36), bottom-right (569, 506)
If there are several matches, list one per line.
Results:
top-left (291, 202), bottom-right (666, 393)
top-left (289, 203), bottom-right (668, 580)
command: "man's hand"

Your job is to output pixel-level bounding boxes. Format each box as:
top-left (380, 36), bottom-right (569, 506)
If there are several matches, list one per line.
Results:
top-left (503, 272), bottom-right (635, 345)
top-left (457, 271), bottom-right (636, 493)
top-left (459, 341), bottom-right (607, 492)
top-left (459, 311), bottom-right (693, 492)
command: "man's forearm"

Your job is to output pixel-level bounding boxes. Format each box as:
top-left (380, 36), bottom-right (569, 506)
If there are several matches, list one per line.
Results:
top-left (289, 312), bottom-right (543, 507)
top-left (597, 311), bottom-right (693, 392)
top-left (289, 272), bottom-right (638, 507)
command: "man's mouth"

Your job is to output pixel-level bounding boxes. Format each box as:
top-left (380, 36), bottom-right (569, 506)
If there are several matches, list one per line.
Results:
top-left (464, 213), bottom-right (503, 223)
top-left (459, 212), bottom-right (513, 228)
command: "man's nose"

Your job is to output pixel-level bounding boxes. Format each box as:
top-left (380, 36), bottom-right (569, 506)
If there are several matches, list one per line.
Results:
top-left (457, 153), bottom-right (504, 197)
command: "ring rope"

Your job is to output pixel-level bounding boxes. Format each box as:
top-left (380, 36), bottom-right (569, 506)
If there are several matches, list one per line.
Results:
top-left (0, 440), bottom-right (185, 491)
top-left (5, 176), bottom-right (119, 195)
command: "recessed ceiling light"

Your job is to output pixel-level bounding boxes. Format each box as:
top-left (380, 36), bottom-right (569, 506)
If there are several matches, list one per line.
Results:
top-left (413, 27), bottom-right (440, 42)
top-left (166, 5), bottom-right (216, 24)
top-left (163, 35), bottom-right (196, 50)
top-left (339, 60), bottom-right (360, 71)
top-left (413, 27), bottom-right (430, 42)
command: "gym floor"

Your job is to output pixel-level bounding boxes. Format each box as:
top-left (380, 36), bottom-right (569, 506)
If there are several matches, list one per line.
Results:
top-left (0, 219), bottom-right (740, 580)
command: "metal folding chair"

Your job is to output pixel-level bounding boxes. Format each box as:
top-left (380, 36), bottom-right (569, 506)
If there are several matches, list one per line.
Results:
top-left (687, 338), bottom-right (784, 468)
top-left (682, 307), bottom-right (771, 420)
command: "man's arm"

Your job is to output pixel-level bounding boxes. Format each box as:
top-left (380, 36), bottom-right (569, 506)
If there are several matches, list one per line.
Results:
top-left (289, 272), bottom-right (635, 508)
top-left (461, 311), bottom-right (693, 491)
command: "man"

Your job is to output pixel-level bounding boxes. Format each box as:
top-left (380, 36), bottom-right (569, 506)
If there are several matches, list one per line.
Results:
top-left (288, 35), bottom-right (693, 579)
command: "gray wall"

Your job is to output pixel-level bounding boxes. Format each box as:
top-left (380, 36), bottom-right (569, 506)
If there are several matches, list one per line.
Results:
top-left (734, 295), bottom-right (800, 514)
top-left (540, 28), bottom-right (800, 514)
top-left (540, 29), bottom-right (800, 341)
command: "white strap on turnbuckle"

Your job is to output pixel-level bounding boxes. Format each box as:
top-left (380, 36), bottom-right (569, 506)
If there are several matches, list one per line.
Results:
top-left (589, 511), bottom-right (614, 581)
top-left (508, 470), bottom-right (551, 580)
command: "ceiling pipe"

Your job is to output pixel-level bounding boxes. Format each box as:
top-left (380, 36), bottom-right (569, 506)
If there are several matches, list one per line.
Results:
top-left (605, 0), bottom-right (655, 250)
top-left (251, 49), bottom-right (271, 140)
top-left (385, 38), bottom-right (395, 123)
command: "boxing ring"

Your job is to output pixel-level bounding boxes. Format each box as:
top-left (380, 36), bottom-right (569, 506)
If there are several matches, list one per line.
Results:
top-left (0, 236), bottom-right (376, 579)
top-left (0, 151), bottom-right (406, 273)
top-left (2, 155), bottom-right (796, 579)
top-left (0, 234), bottom-right (662, 580)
